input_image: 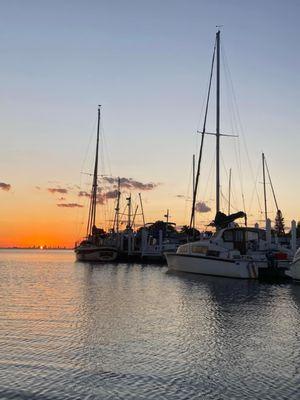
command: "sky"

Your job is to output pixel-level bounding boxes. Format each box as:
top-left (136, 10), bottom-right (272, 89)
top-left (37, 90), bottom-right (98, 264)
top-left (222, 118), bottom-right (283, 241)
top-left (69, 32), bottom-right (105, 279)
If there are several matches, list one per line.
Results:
top-left (0, 0), bottom-right (299, 247)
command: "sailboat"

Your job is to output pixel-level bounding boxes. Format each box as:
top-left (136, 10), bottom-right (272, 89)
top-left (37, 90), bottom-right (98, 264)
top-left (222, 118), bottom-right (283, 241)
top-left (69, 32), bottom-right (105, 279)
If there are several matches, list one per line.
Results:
top-left (165, 31), bottom-right (292, 280)
top-left (75, 106), bottom-right (118, 262)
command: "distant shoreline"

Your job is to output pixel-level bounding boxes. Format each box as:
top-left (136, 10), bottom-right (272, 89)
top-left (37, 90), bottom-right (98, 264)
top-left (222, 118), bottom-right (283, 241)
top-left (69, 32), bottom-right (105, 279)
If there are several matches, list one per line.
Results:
top-left (0, 247), bottom-right (73, 250)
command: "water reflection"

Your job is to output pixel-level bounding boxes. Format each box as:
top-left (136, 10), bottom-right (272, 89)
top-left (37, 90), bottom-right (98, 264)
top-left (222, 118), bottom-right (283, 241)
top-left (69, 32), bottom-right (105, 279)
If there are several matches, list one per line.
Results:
top-left (0, 250), bottom-right (299, 399)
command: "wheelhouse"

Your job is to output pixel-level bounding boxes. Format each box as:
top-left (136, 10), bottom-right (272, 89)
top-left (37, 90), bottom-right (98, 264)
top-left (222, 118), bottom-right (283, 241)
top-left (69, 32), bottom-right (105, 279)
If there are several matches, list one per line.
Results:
top-left (221, 227), bottom-right (266, 255)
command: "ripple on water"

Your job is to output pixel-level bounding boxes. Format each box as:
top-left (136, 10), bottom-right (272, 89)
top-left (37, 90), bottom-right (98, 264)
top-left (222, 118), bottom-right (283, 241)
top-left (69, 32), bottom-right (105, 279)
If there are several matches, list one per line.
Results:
top-left (0, 250), bottom-right (300, 399)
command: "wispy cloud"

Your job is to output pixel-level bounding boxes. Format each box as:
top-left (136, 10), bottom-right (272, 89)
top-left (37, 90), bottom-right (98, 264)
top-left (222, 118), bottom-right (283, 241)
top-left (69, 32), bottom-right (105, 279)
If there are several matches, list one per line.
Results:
top-left (103, 177), bottom-right (158, 191)
top-left (0, 182), bottom-right (11, 191)
top-left (195, 201), bottom-right (211, 213)
top-left (48, 188), bottom-right (68, 194)
top-left (96, 189), bottom-right (119, 204)
top-left (57, 203), bottom-right (83, 208)
top-left (104, 189), bottom-right (119, 199)
top-left (78, 190), bottom-right (90, 197)
top-left (79, 189), bottom-right (119, 204)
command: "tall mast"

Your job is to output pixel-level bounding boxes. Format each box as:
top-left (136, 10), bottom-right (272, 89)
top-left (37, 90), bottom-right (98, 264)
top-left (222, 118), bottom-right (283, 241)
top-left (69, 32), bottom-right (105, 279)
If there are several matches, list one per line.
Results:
top-left (115, 177), bottom-right (121, 233)
top-left (262, 152), bottom-right (268, 224)
top-left (228, 168), bottom-right (232, 215)
top-left (216, 30), bottom-right (221, 214)
top-left (189, 39), bottom-right (216, 228)
top-left (87, 105), bottom-right (101, 236)
top-left (192, 154), bottom-right (195, 230)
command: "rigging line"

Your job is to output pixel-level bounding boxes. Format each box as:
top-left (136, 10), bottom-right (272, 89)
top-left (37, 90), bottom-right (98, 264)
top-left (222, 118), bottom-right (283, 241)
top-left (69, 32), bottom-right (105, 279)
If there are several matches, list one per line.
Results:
top-left (190, 39), bottom-right (216, 229)
top-left (264, 157), bottom-right (280, 212)
top-left (119, 203), bottom-right (128, 227)
top-left (220, 152), bottom-right (238, 212)
top-left (220, 190), bottom-right (240, 213)
top-left (196, 70), bottom-right (213, 132)
top-left (75, 116), bottom-right (98, 240)
top-left (247, 159), bottom-right (263, 219)
top-left (201, 150), bottom-right (216, 206)
top-left (221, 45), bottom-right (246, 214)
top-left (100, 124), bottom-right (112, 178)
top-left (183, 155), bottom-right (194, 224)
top-left (222, 43), bottom-right (263, 215)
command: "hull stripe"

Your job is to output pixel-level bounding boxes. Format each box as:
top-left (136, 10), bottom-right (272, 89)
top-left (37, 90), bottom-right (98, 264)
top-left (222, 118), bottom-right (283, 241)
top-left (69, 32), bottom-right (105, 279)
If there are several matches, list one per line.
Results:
top-left (167, 253), bottom-right (236, 264)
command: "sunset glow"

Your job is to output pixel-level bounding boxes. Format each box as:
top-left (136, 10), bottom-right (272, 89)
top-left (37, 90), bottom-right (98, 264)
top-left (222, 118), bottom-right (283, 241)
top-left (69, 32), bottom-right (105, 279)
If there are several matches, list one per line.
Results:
top-left (1, 1), bottom-right (299, 248)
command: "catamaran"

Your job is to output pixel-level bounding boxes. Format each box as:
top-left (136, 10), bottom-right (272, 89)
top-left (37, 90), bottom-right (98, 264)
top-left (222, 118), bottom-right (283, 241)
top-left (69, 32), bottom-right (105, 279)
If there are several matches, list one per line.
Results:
top-left (165, 31), bottom-right (292, 280)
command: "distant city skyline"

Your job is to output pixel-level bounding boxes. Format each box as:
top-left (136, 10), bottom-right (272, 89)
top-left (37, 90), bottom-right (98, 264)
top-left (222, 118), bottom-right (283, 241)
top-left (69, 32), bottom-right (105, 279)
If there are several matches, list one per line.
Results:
top-left (1, 0), bottom-right (299, 247)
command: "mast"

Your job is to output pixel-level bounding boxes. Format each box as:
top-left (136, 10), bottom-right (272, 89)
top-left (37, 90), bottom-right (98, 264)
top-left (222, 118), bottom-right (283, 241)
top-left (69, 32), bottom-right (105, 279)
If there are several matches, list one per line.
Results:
top-left (165, 209), bottom-right (170, 237)
top-left (165, 209), bottom-right (169, 225)
top-left (192, 154), bottom-right (195, 230)
top-left (132, 205), bottom-right (139, 227)
top-left (138, 193), bottom-right (146, 227)
top-left (189, 38), bottom-right (216, 228)
top-left (264, 157), bottom-right (279, 212)
top-left (87, 105), bottom-right (101, 236)
top-left (126, 194), bottom-right (131, 229)
top-left (262, 152), bottom-right (268, 224)
top-left (228, 168), bottom-right (232, 215)
top-left (216, 30), bottom-right (221, 215)
top-left (115, 177), bottom-right (121, 233)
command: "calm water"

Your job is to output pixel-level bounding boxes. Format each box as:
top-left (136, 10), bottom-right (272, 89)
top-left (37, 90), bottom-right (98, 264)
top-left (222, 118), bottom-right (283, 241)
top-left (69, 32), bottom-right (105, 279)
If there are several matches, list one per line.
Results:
top-left (0, 250), bottom-right (300, 399)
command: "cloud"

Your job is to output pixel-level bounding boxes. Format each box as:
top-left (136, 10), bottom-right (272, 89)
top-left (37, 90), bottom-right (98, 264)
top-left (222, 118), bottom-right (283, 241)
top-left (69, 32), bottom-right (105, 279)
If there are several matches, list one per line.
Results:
top-left (58, 197), bottom-right (66, 201)
top-left (176, 194), bottom-right (185, 198)
top-left (103, 177), bottom-right (157, 191)
top-left (104, 189), bottom-right (119, 199)
top-left (96, 189), bottom-right (119, 205)
top-left (78, 191), bottom-right (90, 197)
top-left (195, 201), bottom-right (211, 213)
top-left (0, 182), bottom-right (11, 191)
top-left (48, 188), bottom-right (68, 194)
top-left (57, 203), bottom-right (83, 208)
top-left (96, 195), bottom-right (105, 205)
top-left (35, 186), bottom-right (41, 190)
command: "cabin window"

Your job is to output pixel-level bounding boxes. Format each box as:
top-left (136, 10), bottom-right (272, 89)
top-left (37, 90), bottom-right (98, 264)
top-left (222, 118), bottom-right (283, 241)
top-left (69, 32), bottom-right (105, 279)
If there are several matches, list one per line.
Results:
top-left (207, 250), bottom-right (220, 257)
top-left (234, 230), bottom-right (244, 242)
top-left (246, 231), bottom-right (259, 242)
top-left (178, 245), bottom-right (188, 254)
top-left (191, 246), bottom-right (207, 254)
top-left (223, 230), bottom-right (234, 242)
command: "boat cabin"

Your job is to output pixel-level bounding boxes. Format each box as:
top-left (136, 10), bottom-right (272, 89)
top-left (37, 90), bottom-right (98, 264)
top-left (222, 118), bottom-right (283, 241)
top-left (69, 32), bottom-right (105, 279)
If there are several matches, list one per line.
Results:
top-left (217, 227), bottom-right (266, 255)
top-left (177, 227), bottom-right (268, 257)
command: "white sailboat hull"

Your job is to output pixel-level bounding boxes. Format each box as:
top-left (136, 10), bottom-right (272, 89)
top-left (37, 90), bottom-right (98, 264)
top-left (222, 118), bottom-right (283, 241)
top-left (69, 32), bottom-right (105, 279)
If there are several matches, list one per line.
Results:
top-left (285, 249), bottom-right (300, 282)
top-left (165, 253), bottom-right (258, 279)
top-left (285, 261), bottom-right (300, 282)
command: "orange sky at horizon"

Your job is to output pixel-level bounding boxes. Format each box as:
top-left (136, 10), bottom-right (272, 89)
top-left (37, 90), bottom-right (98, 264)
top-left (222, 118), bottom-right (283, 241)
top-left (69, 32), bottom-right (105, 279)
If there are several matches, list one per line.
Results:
top-left (1, 174), bottom-right (300, 248)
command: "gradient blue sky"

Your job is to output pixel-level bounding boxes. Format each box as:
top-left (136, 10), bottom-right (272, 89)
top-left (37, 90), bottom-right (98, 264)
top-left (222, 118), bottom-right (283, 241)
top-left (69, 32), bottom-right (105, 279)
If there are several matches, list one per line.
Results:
top-left (1, 0), bottom-right (299, 245)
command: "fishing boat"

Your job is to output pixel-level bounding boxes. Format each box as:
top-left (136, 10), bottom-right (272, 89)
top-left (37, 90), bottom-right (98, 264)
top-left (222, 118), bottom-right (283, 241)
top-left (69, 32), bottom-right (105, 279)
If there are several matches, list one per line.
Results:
top-left (165, 31), bottom-right (292, 280)
top-left (75, 106), bottom-right (118, 262)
